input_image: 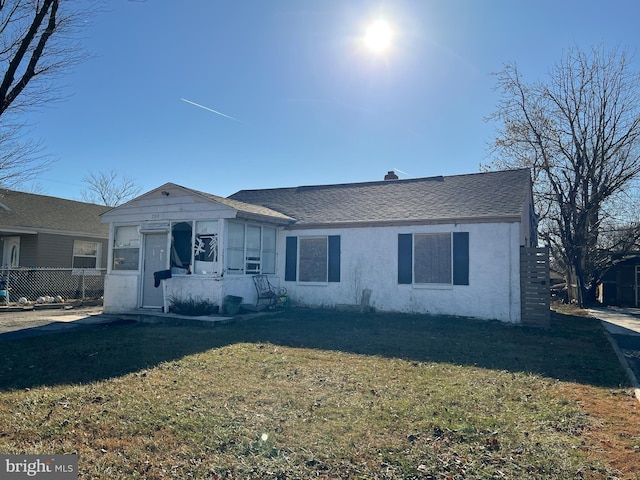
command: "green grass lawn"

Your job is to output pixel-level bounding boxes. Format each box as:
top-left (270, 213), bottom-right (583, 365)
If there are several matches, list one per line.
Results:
top-left (0, 309), bottom-right (634, 479)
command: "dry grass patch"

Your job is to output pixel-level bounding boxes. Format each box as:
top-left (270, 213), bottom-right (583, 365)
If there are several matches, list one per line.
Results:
top-left (0, 308), bottom-right (638, 478)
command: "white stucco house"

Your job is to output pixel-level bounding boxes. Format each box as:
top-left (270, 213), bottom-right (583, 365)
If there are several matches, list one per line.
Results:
top-left (100, 169), bottom-right (538, 323)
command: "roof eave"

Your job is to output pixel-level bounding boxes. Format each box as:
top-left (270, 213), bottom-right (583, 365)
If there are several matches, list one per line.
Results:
top-left (283, 215), bottom-right (523, 230)
top-left (0, 225), bottom-right (108, 238)
top-left (235, 211), bottom-right (296, 225)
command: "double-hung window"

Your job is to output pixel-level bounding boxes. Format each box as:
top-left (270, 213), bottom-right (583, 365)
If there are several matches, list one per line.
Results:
top-left (226, 222), bottom-right (276, 275)
top-left (285, 235), bottom-right (341, 283)
top-left (73, 240), bottom-right (100, 269)
top-left (398, 232), bottom-right (469, 285)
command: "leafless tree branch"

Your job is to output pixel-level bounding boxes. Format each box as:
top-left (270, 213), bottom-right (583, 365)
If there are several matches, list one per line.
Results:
top-left (81, 170), bottom-right (142, 207)
top-left (0, 0), bottom-right (96, 188)
top-left (484, 45), bottom-right (640, 305)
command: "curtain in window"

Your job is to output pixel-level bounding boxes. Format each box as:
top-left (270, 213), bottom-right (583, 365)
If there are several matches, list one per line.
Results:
top-left (171, 222), bottom-right (192, 272)
top-left (286, 235), bottom-right (340, 282)
top-left (397, 232), bottom-right (469, 285)
top-left (414, 233), bottom-right (451, 284)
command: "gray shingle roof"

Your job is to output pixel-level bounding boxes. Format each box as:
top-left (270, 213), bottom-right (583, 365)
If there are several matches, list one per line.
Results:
top-left (0, 189), bottom-right (110, 236)
top-left (229, 169), bottom-right (531, 226)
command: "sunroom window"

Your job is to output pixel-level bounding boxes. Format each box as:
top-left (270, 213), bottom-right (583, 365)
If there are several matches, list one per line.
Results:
top-left (171, 220), bottom-right (220, 275)
top-left (246, 225), bottom-right (261, 274)
top-left (226, 222), bottom-right (276, 275)
top-left (262, 227), bottom-right (276, 274)
top-left (113, 226), bottom-right (139, 271)
top-left (171, 222), bottom-right (192, 273)
top-left (194, 221), bottom-right (219, 274)
top-left (227, 222), bottom-right (245, 274)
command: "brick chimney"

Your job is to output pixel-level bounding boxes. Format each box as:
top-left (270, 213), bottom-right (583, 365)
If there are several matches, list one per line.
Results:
top-left (384, 170), bottom-right (399, 180)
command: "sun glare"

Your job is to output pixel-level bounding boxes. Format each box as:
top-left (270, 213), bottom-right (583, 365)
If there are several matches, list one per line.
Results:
top-left (364, 19), bottom-right (392, 53)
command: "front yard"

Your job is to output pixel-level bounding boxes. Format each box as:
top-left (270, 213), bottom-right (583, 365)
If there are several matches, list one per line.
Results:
top-left (0, 308), bottom-right (638, 479)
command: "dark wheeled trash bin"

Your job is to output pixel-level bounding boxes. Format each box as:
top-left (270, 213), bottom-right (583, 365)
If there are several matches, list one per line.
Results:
top-left (222, 295), bottom-right (243, 315)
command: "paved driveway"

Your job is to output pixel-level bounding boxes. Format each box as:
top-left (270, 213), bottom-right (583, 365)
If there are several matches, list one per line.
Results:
top-left (0, 306), bottom-right (120, 341)
top-left (589, 306), bottom-right (640, 388)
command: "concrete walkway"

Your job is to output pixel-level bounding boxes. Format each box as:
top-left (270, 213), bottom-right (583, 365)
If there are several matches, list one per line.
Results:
top-left (588, 306), bottom-right (640, 402)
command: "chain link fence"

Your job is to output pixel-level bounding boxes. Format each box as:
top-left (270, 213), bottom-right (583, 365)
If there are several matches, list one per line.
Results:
top-left (0, 268), bottom-right (105, 305)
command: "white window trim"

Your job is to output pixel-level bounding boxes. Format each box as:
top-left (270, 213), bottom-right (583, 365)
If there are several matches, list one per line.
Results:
top-left (111, 225), bottom-right (141, 273)
top-left (72, 240), bottom-right (101, 269)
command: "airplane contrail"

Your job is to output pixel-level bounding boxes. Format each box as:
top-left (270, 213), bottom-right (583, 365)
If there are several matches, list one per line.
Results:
top-left (180, 98), bottom-right (244, 123)
top-left (393, 168), bottom-right (409, 177)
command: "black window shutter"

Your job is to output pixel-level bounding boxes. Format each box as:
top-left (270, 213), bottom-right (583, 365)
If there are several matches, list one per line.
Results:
top-left (398, 234), bottom-right (413, 284)
top-left (452, 232), bottom-right (469, 285)
top-left (285, 236), bottom-right (297, 281)
top-left (328, 235), bottom-right (341, 282)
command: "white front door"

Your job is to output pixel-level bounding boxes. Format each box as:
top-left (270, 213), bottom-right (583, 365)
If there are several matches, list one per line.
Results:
top-left (142, 233), bottom-right (167, 308)
top-left (3, 237), bottom-right (20, 267)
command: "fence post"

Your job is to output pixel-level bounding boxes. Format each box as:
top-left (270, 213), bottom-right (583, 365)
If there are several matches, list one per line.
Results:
top-left (81, 269), bottom-right (86, 299)
top-left (520, 246), bottom-right (551, 326)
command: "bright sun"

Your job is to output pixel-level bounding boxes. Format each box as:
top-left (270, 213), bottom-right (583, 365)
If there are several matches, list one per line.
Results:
top-left (364, 19), bottom-right (392, 53)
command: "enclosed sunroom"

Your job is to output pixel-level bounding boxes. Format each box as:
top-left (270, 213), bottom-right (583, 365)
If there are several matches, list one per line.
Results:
top-left (100, 183), bottom-right (292, 313)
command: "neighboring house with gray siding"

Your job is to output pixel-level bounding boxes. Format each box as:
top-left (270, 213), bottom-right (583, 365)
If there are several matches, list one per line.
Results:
top-left (0, 189), bottom-right (110, 269)
top-left (100, 169), bottom-right (537, 323)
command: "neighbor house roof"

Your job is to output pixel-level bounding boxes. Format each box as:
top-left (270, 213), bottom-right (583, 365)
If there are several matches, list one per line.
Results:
top-left (0, 189), bottom-right (110, 237)
top-left (228, 169), bottom-right (532, 227)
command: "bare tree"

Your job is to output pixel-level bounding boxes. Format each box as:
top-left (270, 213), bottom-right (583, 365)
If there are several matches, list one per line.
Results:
top-left (81, 170), bottom-right (142, 207)
top-left (0, 0), bottom-right (89, 188)
top-left (485, 46), bottom-right (640, 306)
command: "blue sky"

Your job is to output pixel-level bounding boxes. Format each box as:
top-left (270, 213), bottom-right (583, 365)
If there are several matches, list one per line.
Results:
top-left (22, 0), bottom-right (640, 201)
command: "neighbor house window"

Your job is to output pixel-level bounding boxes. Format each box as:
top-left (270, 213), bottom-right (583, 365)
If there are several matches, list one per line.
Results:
top-left (73, 240), bottom-right (99, 269)
top-left (113, 226), bottom-right (139, 271)
top-left (398, 232), bottom-right (469, 285)
top-left (226, 222), bottom-right (277, 275)
top-left (284, 235), bottom-right (340, 283)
